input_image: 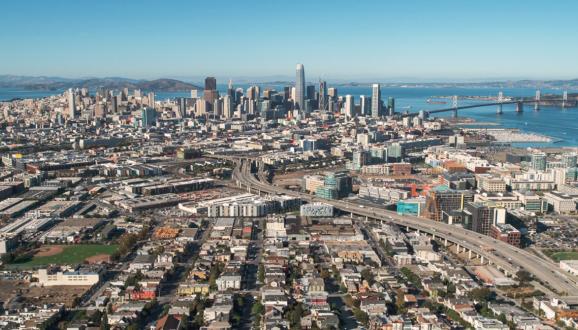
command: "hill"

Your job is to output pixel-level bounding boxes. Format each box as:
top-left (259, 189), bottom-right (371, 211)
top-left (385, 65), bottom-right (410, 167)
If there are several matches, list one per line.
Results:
top-left (0, 75), bottom-right (201, 91)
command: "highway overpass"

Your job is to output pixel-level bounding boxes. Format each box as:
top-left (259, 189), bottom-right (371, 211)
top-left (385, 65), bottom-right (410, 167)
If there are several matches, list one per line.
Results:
top-left (231, 159), bottom-right (578, 296)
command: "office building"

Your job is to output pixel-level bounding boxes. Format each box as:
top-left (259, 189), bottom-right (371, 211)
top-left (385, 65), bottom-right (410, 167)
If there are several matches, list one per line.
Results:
top-left (319, 80), bottom-right (327, 110)
top-left (223, 95), bottom-right (233, 119)
top-left (425, 189), bottom-right (469, 222)
top-left (530, 152), bottom-right (547, 171)
top-left (388, 97), bottom-right (395, 116)
top-left (306, 85), bottom-right (316, 102)
top-left (142, 107), bottom-right (157, 127)
top-left (147, 92), bottom-right (155, 107)
top-left (295, 64), bottom-right (305, 112)
top-left (67, 88), bottom-right (76, 118)
top-left (490, 224), bottom-right (521, 247)
top-left (562, 153), bottom-right (577, 168)
top-left (464, 202), bottom-right (493, 236)
top-left (371, 84), bottom-right (382, 118)
top-left (204, 77), bottom-right (218, 111)
top-left (359, 95), bottom-right (370, 116)
top-left (328, 87), bottom-right (338, 100)
top-left (344, 95), bottom-right (355, 118)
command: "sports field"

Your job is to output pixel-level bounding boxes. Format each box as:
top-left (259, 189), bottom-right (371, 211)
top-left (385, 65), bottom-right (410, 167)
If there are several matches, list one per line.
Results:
top-left (549, 251), bottom-right (578, 262)
top-left (12, 244), bottom-right (118, 267)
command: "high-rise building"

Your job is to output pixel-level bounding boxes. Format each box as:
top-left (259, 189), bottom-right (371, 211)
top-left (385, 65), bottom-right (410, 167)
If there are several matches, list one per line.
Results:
top-left (306, 85), bottom-right (316, 103)
top-left (344, 95), bottom-right (355, 118)
top-left (530, 152), bottom-right (547, 171)
top-left (387, 97), bottom-right (395, 116)
top-left (204, 77), bottom-right (218, 111)
top-left (318, 80), bottom-right (327, 111)
top-left (561, 153), bottom-right (577, 168)
top-left (352, 150), bottom-right (368, 170)
top-left (147, 92), bottom-right (155, 108)
top-left (223, 95), bottom-right (233, 119)
top-left (295, 64), bottom-right (305, 112)
top-left (142, 107), bottom-right (157, 127)
top-left (191, 89), bottom-right (199, 99)
top-left (464, 202), bottom-right (493, 236)
top-left (227, 79), bottom-right (235, 101)
top-left (359, 95), bottom-right (371, 116)
top-left (246, 86), bottom-right (259, 100)
top-left (371, 84), bottom-right (382, 118)
top-left (67, 88), bottom-right (76, 119)
top-left (328, 87), bottom-right (338, 100)
top-left (111, 95), bottom-right (119, 114)
top-left (425, 189), bottom-right (467, 222)
top-left (178, 97), bottom-right (187, 118)
top-left (94, 101), bottom-right (106, 118)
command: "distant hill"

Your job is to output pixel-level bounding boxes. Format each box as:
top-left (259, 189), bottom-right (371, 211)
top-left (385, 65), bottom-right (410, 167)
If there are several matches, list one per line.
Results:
top-left (0, 75), bottom-right (201, 91)
top-left (2, 74), bottom-right (578, 90)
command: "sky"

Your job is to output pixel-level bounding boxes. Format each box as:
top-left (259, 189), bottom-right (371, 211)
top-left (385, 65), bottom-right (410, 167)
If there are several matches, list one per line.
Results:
top-left (1, 0), bottom-right (578, 82)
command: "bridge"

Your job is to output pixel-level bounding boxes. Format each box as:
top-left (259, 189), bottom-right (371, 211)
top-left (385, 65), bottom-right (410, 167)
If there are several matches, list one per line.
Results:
top-left (403, 90), bottom-right (573, 119)
top-left (222, 157), bottom-right (578, 296)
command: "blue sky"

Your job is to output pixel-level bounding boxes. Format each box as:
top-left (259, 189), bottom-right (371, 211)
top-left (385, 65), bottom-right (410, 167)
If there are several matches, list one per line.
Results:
top-left (1, 0), bottom-right (578, 81)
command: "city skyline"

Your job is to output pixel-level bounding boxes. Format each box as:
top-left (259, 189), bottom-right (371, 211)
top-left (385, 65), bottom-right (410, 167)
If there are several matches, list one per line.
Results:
top-left (2, 0), bottom-right (578, 80)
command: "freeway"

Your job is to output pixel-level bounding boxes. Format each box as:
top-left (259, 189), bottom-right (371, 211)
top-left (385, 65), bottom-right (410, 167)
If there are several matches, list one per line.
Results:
top-left (232, 160), bottom-right (578, 296)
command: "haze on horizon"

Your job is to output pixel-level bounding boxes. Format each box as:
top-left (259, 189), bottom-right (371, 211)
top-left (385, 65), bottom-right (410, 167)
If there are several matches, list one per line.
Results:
top-left (1, 0), bottom-right (578, 82)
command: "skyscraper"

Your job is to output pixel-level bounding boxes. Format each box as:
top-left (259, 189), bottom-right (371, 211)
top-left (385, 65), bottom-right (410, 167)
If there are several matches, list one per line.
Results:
top-left (142, 107), bottom-right (157, 127)
top-left (227, 79), bottom-right (235, 101)
top-left (306, 85), bottom-right (316, 102)
top-left (359, 95), bottom-right (370, 116)
top-left (295, 64), bottom-right (305, 112)
top-left (371, 84), bottom-right (382, 118)
top-left (223, 95), bottom-right (233, 119)
top-left (147, 92), bottom-right (155, 108)
top-left (388, 97), bottom-right (395, 116)
top-left (328, 87), bottom-right (338, 100)
top-left (111, 95), bottom-right (119, 114)
top-left (204, 77), bottom-right (218, 111)
top-left (318, 80), bottom-right (327, 111)
top-left (344, 95), bottom-right (355, 118)
top-left (94, 101), bottom-right (106, 118)
top-left (68, 88), bottom-right (76, 119)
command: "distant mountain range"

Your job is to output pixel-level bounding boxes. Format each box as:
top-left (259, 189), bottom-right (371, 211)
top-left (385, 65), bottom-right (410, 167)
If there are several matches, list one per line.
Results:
top-left (1, 75), bottom-right (578, 91)
top-left (0, 75), bottom-right (201, 92)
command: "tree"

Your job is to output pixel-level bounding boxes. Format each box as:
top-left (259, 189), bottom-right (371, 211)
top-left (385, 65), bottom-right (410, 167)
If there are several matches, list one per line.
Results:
top-left (251, 300), bottom-right (264, 316)
top-left (1, 252), bottom-right (15, 264)
top-left (352, 308), bottom-right (369, 326)
top-left (516, 270), bottom-right (533, 285)
top-left (258, 264), bottom-right (265, 283)
top-left (100, 312), bottom-right (110, 330)
top-left (468, 287), bottom-right (494, 303)
top-left (287, 302), bottom-right (304, 328)
top-left (361, 268), bottom-right (375, 286)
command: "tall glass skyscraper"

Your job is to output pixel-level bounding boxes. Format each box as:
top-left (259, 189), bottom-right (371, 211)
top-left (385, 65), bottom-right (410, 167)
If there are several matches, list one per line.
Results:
top-left (371, 83), bottom-right (381, 118)
top-left (295, 64), bottom-right (305, 112)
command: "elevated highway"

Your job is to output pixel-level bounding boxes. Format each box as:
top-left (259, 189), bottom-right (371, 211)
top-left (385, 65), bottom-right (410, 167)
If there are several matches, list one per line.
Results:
top-left (231, 159), bottom-right (578, 296)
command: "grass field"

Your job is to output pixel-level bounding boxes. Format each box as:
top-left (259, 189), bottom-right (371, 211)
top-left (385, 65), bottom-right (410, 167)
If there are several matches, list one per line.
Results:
top-left (549, 251), bottom-right (578, 262)
top-left (12, 244), bottom-right (118, 267)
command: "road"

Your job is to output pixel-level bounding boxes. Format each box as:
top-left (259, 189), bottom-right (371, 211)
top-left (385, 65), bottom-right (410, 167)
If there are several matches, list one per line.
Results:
top-left (232, 159), bottom-right (578, 296)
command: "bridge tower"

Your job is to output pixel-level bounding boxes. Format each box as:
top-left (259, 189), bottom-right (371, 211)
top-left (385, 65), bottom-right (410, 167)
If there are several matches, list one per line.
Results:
top-left (515, 101), bottom-right (524, 113)
top-left (496, 91), bottom-right (504, 115)
top-left (562, 90), bottom-right (568, 109)
top-left (534, 90), bottom-right (541, 111)
top-left (452, 95), bottom-right (458, 118)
